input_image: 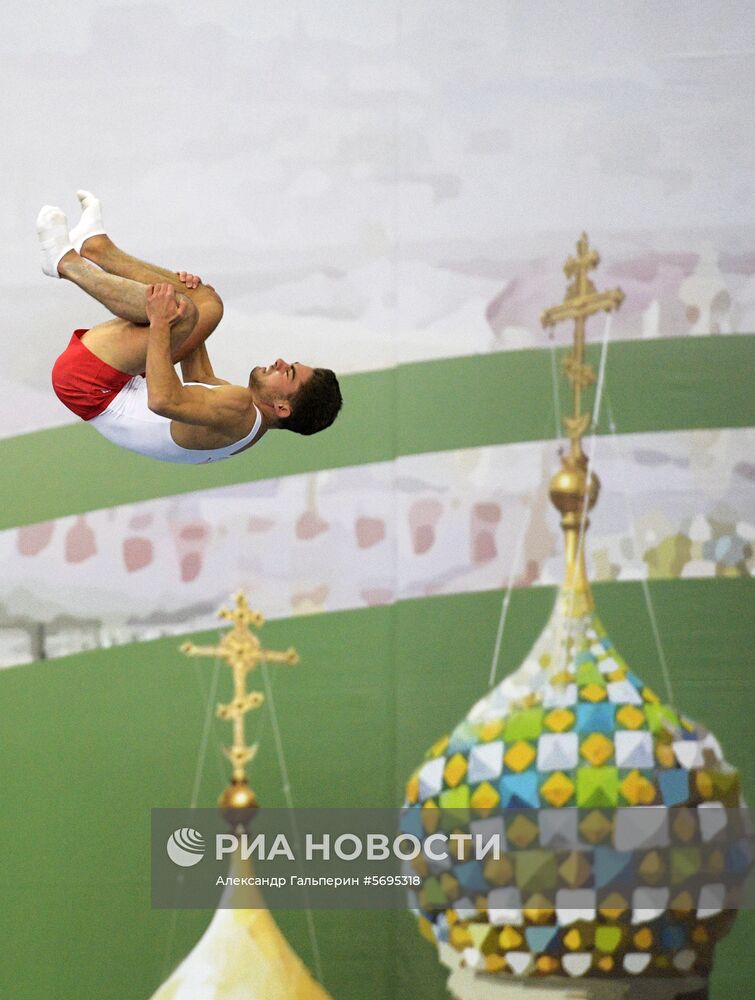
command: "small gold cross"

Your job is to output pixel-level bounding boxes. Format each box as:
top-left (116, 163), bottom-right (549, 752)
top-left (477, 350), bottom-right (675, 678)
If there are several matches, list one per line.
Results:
top-left (181, 593), bottom-right (299, 784)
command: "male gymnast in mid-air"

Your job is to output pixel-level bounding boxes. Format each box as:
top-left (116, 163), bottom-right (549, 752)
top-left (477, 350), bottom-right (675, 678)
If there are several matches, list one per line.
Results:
top-left (37, 192), bottom-right (342, 464)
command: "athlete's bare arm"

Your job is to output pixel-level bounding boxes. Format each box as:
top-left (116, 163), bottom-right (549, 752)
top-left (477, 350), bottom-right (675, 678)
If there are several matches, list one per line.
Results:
top-left (146, 284), bottom-right (249, 428)
top-left (179, 342), bottom-right (231, 387)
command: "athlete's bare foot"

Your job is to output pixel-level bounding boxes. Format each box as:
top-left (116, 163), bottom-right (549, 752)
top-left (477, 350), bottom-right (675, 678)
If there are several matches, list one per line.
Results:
top-left (37, 205), bottom-right (75, 278)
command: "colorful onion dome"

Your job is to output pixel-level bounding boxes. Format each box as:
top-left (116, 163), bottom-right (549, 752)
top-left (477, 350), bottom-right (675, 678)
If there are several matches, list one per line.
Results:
top-left (403, 236), bottom-right (752, 993)
top-left (403, 593), bottom-right (750, 985)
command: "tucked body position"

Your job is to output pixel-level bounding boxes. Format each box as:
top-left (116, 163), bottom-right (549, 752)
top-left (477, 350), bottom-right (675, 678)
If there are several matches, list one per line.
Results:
top-left (38, 192), bottom-right (342, 464)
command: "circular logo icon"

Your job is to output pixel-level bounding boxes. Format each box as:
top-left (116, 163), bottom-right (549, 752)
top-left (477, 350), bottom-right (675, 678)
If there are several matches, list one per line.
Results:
top-left (166, 827), bottom-right (206, 867)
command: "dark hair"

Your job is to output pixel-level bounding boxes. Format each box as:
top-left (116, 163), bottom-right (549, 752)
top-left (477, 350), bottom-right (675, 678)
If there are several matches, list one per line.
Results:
top-left (279, 368), bottom-right (342, 436)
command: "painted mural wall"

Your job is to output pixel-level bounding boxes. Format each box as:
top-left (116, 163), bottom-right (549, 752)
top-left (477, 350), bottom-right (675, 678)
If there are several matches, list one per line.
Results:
top-left (2, 1), bottom-right (753, 667)
top-left (0, 2), bottom-right (752, 998)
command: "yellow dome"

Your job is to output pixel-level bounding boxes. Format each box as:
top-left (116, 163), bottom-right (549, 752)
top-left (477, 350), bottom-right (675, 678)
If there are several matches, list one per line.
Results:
top-left (150, 850), bottom-right (332, 1000)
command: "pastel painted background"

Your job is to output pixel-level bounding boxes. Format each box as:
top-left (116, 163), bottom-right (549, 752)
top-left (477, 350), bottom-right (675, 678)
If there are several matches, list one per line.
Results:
top-left (0, 2), bottom-right (752, 998)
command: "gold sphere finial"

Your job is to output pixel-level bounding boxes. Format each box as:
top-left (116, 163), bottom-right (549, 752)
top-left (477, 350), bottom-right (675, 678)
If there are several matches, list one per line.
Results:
top-left (218, 778), bottom-right (259, 829)
top-left (549, 452), bottom-right (600, 521)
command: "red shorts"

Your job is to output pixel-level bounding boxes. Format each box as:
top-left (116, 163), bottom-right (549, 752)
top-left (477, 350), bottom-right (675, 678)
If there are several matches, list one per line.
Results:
top-left (51, 330), bottom-right (133, 421)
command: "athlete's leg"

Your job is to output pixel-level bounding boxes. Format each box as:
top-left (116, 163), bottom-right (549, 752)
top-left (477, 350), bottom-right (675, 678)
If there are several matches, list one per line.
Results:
top-left (58, 250), bottom-right (188, 326)
top-left (71, 191), bottom-right (223, 356)
top-left (38, 204), bottom-right (199, 374)
top-left (58, 250), bottom-right (199, 375)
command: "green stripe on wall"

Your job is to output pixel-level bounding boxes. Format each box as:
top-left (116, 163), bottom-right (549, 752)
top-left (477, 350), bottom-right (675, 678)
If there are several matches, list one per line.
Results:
top-left (1, 335), bottom-right (752, 529)
top-left (0, 578), bottom-right (752, 998)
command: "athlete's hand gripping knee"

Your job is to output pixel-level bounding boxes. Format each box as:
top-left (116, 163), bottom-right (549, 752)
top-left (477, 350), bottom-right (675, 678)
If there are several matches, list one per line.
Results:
top-left (146, 283), bottom-right (189, 328)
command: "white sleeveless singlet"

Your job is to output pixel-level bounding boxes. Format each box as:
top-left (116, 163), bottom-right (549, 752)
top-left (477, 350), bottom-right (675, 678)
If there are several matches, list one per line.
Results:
top-left (89, 376), bottom-right (262, 464)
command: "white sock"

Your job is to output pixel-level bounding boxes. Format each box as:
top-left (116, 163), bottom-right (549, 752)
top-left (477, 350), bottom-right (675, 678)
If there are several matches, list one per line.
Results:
top-left (37, 205), bottom-right (74, 278)
top-left (69, 189), bottom-right (107, 253)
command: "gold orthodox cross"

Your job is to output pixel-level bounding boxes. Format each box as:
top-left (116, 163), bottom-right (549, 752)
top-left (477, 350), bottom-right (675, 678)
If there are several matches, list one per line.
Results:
top-left (540, 234), bottom-right (624, 616)
top-left (541, 233), bottom-right (623, 460)
top-left (181, 593), bottom-right (299, 785)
